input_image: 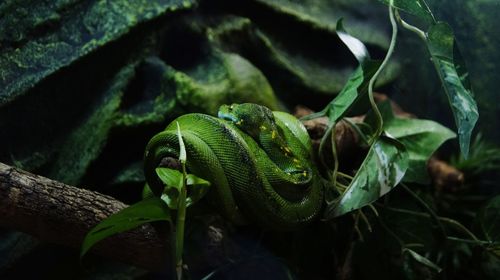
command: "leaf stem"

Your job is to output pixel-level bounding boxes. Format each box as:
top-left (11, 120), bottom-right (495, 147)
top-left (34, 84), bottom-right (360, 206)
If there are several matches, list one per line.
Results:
top-left (337, 172), bottom-right (354, 180)
top-left (330, 122), bottom-right (340, 190)
top-left (359, 209), bottom-right (373, 232)
top-left (378, 217), bottom-right (405, 247)
top-left (367, 0), bottom-right (398, 140)
top-left (394, 10), bottom-right (427, 41)
top-left (319, 123), bottom-right (336, 174)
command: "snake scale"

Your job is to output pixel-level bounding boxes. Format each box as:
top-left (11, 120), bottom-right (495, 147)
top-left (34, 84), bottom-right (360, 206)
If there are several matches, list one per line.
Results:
top-left (144, 103), bottom-right (324, 230)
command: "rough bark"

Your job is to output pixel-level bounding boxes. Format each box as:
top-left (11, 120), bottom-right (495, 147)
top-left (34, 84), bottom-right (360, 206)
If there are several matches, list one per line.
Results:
top-left (0, 162), bottom-right (170, 272)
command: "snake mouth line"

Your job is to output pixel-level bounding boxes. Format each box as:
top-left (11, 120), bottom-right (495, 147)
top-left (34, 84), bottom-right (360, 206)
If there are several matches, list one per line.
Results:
top-left (217, 111), bottom-right (238, 123)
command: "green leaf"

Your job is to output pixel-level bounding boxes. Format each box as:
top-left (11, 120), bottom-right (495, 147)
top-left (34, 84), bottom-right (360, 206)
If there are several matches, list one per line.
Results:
top-left (155, 167), bottom-right (211, 209)
top-left (326, 135), bottom-right (409, 218)
top-left (376, 102), bottom-right (456, 184)
top-left (156, 167), bottom-right (183, 209)
top-left (301, 60), bottom-right (381, 123)
top-left (80, 197), bottom-right (171, 258)
top-left (336, 19), bottom-right (370, 63)
top-left (426, 22), bottom-right (479, 158)
top-left (403, 248), bottom-right (443, 273)
top-left (301, 19), bottom-right (381, 123)
top-left (177, 122), bottom-right (187, 163)
top-left (156, 168), bottom-right (184, 191)
top-left (378, 0), bottom-right (435, 24)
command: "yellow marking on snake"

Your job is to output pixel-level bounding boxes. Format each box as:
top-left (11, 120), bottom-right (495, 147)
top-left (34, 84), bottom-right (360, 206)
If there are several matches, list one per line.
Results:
top-left (271, 130), bottom-right (277, 139)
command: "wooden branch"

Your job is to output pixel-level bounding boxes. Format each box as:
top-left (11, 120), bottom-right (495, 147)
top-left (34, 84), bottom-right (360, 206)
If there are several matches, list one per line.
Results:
top-left (0, 162), bottom-right (170, 272)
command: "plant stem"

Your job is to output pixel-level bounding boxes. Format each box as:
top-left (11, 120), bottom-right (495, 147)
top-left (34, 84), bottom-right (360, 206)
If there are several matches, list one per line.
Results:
top-left (175, 163), bottom-right (188, 280)
top-left (394, 10), bottom-right (427, 41)
top-left (343, 117), bottom-right (371, 146)
top-left (319, 123), bottom-right (336, 174)
top-left (378, 217), bottom-right (405, 247)
top-left (367, 0), bottom-right (398, 140)
top-left (400, 183), bottom-right (447, 240)
top-left (380, 205), bottom-right (480, 241)
top-left (337, 172), bottom-right (354, 180)
top-left (330, 123), bottom-right (340, 189)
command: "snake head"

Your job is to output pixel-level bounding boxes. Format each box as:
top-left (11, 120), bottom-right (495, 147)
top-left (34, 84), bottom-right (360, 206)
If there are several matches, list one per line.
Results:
top-left (218, 103), bottom-right (275, 138)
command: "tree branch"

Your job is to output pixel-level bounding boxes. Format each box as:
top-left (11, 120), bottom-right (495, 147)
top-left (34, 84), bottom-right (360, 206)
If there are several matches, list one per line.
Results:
top-left (0, 162), bottom-right (170, 272)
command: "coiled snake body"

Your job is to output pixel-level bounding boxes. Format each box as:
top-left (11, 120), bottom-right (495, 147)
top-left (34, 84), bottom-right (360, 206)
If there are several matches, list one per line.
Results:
top-left (144, 103), bottom-right (324, 230)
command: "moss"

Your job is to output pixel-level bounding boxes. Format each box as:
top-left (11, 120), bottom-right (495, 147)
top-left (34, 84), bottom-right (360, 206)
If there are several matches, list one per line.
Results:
top-left (0, 0), bottom-right (196, 106)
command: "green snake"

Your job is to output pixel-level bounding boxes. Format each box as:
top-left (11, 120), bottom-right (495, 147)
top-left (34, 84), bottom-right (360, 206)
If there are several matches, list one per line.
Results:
top-left (144, 103), bottom-right (324, 230)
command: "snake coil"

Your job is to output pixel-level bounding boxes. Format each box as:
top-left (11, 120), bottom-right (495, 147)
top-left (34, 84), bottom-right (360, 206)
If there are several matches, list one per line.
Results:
top-left (144, 103), bottom-right (323, 230)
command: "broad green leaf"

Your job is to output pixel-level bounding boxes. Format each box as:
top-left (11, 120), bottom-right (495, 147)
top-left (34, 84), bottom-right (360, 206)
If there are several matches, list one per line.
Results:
top-left (155, 167), bottom-right (211, 209)
top-left (426, 22), bottom-right (478, 158)
top-left (326, 135), bottom-right (408, 218)
top-left (336, 19), bottom-right (370, 63)
top-left (377, 102), bottom-right (456, 184)
top-left (156, 168), bottom-right (184, 191)
top-left (80, 197), bottom-right (171, 258)
top-left (301, 60), bottom-right (381, 123)
top-left (378, 0), bottom-right (435, 24)
top-left (403, 248), bottom-right (442, 273)
top-left (156, 167), bottom-right (184, 209)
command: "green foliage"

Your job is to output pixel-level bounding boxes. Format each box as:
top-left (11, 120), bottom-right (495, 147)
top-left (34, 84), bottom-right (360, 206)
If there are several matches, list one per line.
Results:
top-left (311, 10), bottom-right (410, 218)
top-left (378, 0), bottom-right (434, 24)
top-left (80, 197), bottom-right (171, 258)
top-left (301, 19), bottom-right (380, 124)
top-left (153, 168), bottom-right (210, 209)
top-left (426, 22), bottom-right (479, 158)
top-left (326, 135), bottom-right (408, 218)
top-left (403, 248), bottom-right (442, 273)
top-left (378, 0), bottom-right (478, 158)
top-left (451, 134), bottom-right (500, 178)
top-left (476, 195), bottom-right (500, 256)
top-left (373, 101), bottom-right (456, 184)
top-left (301, 62), bottom-right (381, 124)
